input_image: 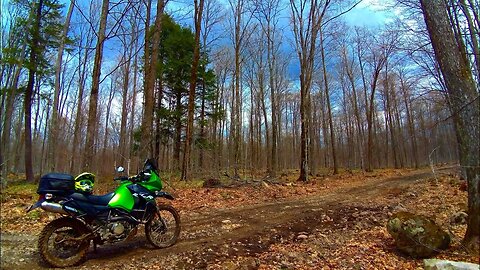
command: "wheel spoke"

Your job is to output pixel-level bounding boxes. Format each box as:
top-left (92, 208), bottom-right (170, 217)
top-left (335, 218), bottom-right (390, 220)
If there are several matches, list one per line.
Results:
top-left (145, 205), bottom-right (180, 248)
top-left (38, 217), bottom-right (89, 267)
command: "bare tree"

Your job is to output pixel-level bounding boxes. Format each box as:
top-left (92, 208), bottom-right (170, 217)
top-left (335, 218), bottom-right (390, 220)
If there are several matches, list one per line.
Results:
top-left (141, 0), bottom-right (165, 160)
top-left (319, 26), bottom-right (338, 174)
top-left (228, 0), bottom-right (254, 178)
top-left (420, 0), bottom-right (480, 252)
top-left (48, 0), bottom-right (75, 171)
top-left (198, 0), bottom-right (225, 170)
top-left (253, 0), bottom-right (283, 176)
top-left (117, 7), bottom-right (141, 165)
top-left (290, 0), bottom-right (332, 181)
top-left (83, 0), bottom-right (109, 171)
top-left (70, 9), bottom-right (95, 173)
top-left (355, 28), bottom-right (397, 172)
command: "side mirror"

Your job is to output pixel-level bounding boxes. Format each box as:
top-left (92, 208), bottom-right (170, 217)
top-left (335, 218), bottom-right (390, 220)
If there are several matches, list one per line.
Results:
top-left (116, 166), bottom-right (125, 173)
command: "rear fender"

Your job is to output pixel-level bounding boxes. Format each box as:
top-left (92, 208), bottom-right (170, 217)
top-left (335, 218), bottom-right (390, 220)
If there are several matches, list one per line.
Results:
top-left (26, 197), bottom-right (46, 213)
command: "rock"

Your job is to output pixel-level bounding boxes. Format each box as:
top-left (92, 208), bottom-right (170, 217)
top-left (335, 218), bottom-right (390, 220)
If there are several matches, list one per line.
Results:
top-left (450, 211), bottom-right (468, 225)
top-left (387, 211), bottom-right (451, 258)
top-left (424, 259), bottom-right (480, 270)
top-left (297, 234), bottom-right (308, 240)
top-left (393, 203), bottom-right (407, 212)
top-left (222, 219), bottom-right (232, 224)
top-left (203, 178), bottom-right (222, 188)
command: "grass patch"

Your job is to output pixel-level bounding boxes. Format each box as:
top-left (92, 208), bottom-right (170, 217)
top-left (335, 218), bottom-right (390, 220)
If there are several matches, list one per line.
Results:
top-left (3, 182), bottom-right (37, 195)
top-left (169, 179), bottom-right (205, 189)
top-left (26, 209), bottom-right (41, 220)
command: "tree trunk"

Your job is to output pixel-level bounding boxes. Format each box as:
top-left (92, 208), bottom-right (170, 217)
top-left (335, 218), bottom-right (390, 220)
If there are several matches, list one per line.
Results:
top-left (24, 0), bottom-right (44, 182)
top-left (290, 0), bottom-right (328, 181)
top-left (320, 29), bottom-right (338, 174)
top-left (198, 78), bottom-right (206, 169)
top-left (420, 0), bottom-right (480, 252)
top-left (401, 79), bottom-right (419, 168)
top-left (233, 0), bottom-right (243, 179)
top-left (344, 48), bottom-right (364, 169)
top-left (1, 45), bottom-right (25, 179)
top-left (119, 27), bottom-right (134, 160)
top-left (49, 0), bottom-right (74, 171)
top-left (142, 0), bottom-right (165, 159)
top-left (459, 0), bottom-right (480, 83)
top-left (267, 27), bottom-right (278, 177)
top-left (70, 43), bottom-right (89, 173)
top-left (128, 33), bottom-right (140, 168)
top-left (102, 79), bottom-right (116, 166)
top-left (40, 100), bottom-right (50, 175)
top-left (154, 78), bottom-right (163, 162)
top-left (174, 93), bottom-right (182, 170)
top-left (258, 66), bottom-right (271, 175)
top-left (83, 0), bottom-right (109, 171)
top-left (182, 0), bottom-right (205, 181)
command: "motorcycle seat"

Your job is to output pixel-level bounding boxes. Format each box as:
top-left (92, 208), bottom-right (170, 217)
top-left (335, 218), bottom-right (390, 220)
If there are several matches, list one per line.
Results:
top-left (70, 192), bottom-right (115, 206)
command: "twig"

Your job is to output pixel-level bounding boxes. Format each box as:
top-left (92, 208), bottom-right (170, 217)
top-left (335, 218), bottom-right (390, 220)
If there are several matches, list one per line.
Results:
top-left (429, 147), bottom-right (440, 186)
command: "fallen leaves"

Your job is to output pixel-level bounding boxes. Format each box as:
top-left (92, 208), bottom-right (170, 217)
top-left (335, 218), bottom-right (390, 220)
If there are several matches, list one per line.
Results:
top-left (1, 166), bottom-right (478, 269)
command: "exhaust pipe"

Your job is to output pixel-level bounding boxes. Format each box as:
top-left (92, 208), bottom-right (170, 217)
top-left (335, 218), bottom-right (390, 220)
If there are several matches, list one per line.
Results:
top-left (41, 201), bottom-right (68, 215)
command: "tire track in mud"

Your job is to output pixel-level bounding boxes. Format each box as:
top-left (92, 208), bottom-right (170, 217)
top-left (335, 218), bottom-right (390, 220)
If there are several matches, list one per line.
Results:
top-left (0, 167), bottom-right (454, 269)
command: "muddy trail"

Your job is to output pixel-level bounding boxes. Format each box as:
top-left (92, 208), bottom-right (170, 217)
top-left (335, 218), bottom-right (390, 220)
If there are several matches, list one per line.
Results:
top-left (0, 168), bottom-right (452, 269)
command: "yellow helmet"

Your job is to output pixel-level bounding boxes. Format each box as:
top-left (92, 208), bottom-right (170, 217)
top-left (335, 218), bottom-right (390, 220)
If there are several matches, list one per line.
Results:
top-left (74, 172), bottom-right (95, 194)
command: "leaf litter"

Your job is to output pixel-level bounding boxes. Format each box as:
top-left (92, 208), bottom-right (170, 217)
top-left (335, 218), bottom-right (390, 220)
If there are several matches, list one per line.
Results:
top-left (1, 166), bottom-right (478, 269)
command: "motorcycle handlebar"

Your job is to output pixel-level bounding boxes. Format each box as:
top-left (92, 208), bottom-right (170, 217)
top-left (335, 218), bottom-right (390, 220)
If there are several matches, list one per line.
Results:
top-left (114, 170), bottom-right (152, 182)
top-left (114, 176), bottom-right (129, 181)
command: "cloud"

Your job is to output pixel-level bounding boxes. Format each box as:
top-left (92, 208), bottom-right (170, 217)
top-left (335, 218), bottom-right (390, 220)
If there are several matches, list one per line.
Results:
top-left (346, 0), bottom-right (397, 27)
top-left (358, 0), bottom-right (392, 11)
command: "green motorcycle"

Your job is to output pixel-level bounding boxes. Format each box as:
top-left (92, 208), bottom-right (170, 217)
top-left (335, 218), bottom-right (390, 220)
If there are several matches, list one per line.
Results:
top-left (27, 159), bottom-right (180, 267)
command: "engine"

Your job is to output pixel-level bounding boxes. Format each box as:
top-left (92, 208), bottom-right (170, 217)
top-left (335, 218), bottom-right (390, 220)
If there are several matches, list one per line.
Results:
top-left (98, 220), bottom-right (135, 243)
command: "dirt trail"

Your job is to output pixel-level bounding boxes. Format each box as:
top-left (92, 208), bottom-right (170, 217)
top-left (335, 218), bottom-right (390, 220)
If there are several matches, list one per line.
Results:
top-left (0, 168), bottom-right (449, 269)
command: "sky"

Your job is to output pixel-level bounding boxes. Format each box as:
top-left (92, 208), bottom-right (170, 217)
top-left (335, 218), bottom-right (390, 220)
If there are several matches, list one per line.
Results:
top-left (0, 0), bottom-right (395, 92)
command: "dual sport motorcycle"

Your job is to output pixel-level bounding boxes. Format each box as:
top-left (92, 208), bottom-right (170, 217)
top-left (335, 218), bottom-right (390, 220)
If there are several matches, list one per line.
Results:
top-left (27, 159), bottom-right (180, 267)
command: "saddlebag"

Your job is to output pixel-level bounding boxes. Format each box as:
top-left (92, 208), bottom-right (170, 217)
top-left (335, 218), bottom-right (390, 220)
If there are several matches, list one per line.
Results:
top-left (37, 173), bottom-right (75, 195)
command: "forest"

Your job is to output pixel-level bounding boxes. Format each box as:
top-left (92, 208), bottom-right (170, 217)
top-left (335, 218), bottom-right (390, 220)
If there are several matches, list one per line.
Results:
top-left (1, 0), bottom-right (477, 181)
top-left (1, 0), bottom-right (480, 268)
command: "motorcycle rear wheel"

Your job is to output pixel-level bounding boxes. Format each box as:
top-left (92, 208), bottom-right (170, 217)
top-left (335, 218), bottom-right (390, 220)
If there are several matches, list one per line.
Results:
top-left (38, 217), bottom-right (90, 267)
top-left (145, 204), bottom-right (180, 248)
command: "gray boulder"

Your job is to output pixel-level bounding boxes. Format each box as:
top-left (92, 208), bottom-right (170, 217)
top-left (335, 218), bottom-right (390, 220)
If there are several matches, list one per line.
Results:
top-left (424, 259), bottom-right (480, 270)
top-left (387, 211), bottom-right (451, 258)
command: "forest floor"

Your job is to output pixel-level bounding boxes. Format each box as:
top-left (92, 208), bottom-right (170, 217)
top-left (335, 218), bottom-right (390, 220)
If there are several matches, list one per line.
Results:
top-left (1, 165), bottom-right (479, 269)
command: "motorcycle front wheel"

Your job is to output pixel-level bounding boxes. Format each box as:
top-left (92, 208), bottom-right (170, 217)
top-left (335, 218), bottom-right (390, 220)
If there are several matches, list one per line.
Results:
top-left (145, 204), bottom-right (180, 248)
top-left (38, 217), bottom-right (91, 267)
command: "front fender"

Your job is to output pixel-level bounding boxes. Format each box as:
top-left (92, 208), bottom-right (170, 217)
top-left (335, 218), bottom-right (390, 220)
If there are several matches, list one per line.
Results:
top-left (154, 191), bottom-right (175, 200)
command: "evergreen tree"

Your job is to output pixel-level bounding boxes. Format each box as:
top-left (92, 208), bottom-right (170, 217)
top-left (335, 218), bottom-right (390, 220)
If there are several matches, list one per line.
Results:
top-left (154, 14), bottom-right (217, 170)
top-left (12, 0), bottom-right (64, 181)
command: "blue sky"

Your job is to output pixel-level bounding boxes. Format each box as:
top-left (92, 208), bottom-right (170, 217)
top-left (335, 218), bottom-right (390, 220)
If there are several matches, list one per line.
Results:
top-left (0, 0), bottom-right (394, 87)
top-left (346, 1), bottom-right (392, 27)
